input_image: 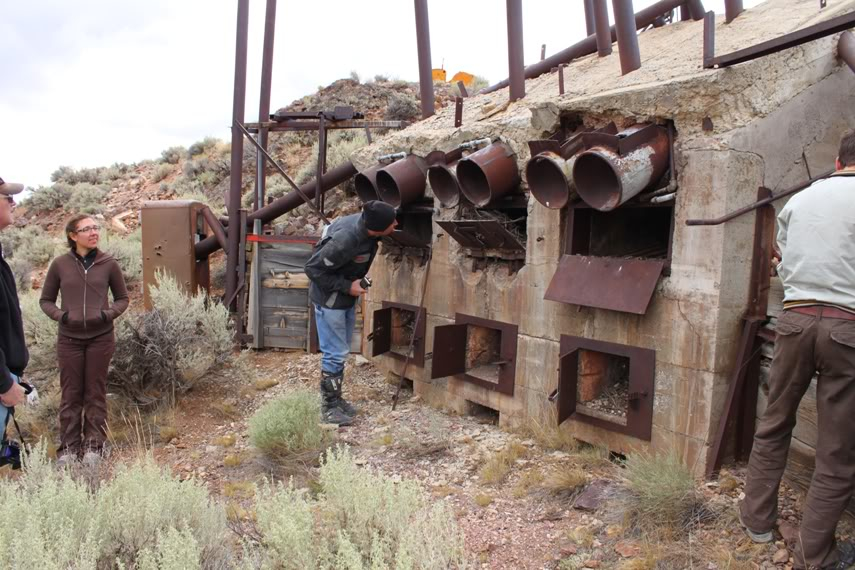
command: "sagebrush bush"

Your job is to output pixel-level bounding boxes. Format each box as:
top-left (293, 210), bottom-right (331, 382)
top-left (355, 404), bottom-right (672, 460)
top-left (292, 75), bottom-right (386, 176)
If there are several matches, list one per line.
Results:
top-left (109, 271), bottom-right (234, 406)
top-left (6, 256), bottom-right (33, 291)
top-left (295, 130), bottom-right (369, 195)
top-left (19, 289), bottom-right (59, 371)
top-left (101, 229), bottom-right (142, 282)
top-left (384, 92), bottom-right (420, 122)
top-left (248, 389), bottom-right (329, 458)
top-left (22, 184), bottom-right (72, 213)
top-left (160, 146), bottom-right (185, 165)
top-left (621, 451), bottom-right (702, 536)
top-left (254, 446), bottom-right (467, 569)
top-left (66, 183), bottom-right (109, 214)
top-left (2, 225), bottom-right (61, 267)
top-left (152, 163), bottom-right (173, 183)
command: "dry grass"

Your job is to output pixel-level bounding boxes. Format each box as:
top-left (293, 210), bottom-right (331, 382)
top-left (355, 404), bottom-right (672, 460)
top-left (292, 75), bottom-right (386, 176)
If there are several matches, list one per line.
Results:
top-left (212, 401), bottom-right (239, 420)
top-left (223, 454), bottom-right (243, 468)
top-left (512, 468), bottom-right (544, 499)
top-left (213, 434), bottom-right (236, 447)
top-left (254, 378), bottom-right (279, 391)
top-left (517, 418), bottom-right (578, 453)
top-left (474, 494), bottom-right (493, 508)
top-left (479, 441), bottom-right (528, 485)
top-left (372, 433), bottom-right (394, 447)
top-left (540, 467), bottom-right (588, 503)
top-left (223, 481), bottom-right (256, 500)
top-left (431, 485), bottom-right (456, 498)
top-left (158, 426), bottom-right (178, 444)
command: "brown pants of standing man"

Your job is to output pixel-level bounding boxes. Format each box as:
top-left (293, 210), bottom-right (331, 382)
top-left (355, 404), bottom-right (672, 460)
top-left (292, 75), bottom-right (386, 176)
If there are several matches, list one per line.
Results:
top-left (741, 309), bottom-right (855, 569)
top-left (57, 331), bottom-right (115, 457)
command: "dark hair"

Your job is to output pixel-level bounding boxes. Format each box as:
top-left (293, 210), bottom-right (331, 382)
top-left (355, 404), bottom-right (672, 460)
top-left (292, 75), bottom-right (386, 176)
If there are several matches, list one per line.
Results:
top-left (65, 214), bottom-right (94, 249)
top-left (840, 130), bottom-right (855, 168)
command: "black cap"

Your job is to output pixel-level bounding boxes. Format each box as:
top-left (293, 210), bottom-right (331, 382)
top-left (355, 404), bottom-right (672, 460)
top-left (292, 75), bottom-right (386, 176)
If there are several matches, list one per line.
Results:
top-left (362, 201), bottom-right (397, 232)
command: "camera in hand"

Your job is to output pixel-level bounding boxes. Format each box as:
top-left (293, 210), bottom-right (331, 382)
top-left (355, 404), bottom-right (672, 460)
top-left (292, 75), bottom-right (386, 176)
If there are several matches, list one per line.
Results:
top-left (0, 439), bottom-right (21, 470)
top-left (359, 276), bottom-right (372, 289)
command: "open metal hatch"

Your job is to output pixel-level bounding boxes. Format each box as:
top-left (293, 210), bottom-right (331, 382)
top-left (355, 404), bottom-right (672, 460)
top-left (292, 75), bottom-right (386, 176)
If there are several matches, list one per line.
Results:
top-left (436, 220), bottom-right (525, 252)
top-left (371, 301), bottom-right (427, 366)
top-left (545, 255), bottom-right (665, 315)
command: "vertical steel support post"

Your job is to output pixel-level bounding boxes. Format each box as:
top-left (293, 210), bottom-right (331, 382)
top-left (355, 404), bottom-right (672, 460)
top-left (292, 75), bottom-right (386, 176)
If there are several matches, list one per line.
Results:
top-left (506, 0), bottom-right (525, 101)
top-left (315, 115), bottom-right (327, 214)
top-left (255, 0), bottom-right (277, 213)
top-left (226, 0), bottom-right (250, 312)
top-left (454, 97), bottom-right (463, 127)
top-left (725, 0), bottom-right (743, 23)
top-left (840, 31), bottom-right (855, 73)
top-left (584, 0), bottom-right (596, 36)
top-left (686, 0), bottom-right (705, 20)
top-left (414, 0), bottom-right (435, 119)
top-left (558, 64), bottom-right (565, 95)
top-left (703, 11), bottom-right (716, 68)
top-left (612, 0), bottom-right (641, 75)
top-left (594, 0), bottom-right (613, 57)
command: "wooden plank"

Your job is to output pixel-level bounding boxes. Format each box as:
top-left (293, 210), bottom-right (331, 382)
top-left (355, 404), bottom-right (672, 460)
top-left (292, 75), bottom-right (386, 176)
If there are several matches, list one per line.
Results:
top-left (262, 273), bottom-right (311, 289)
top-left (766, 276), bottom-right (784, 318)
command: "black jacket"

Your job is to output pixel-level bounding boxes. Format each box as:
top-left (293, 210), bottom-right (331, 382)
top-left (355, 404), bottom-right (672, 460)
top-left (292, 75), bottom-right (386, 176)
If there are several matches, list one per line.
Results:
top-left (305, 214), bottom-right (380, 309)
top-left (0, 242), bottom-right (28, 393)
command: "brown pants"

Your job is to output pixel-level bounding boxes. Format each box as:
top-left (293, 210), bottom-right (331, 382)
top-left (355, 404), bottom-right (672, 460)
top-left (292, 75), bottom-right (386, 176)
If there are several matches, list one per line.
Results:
top-left (741, 310), bottom-right (855, 569)
top-left (57, 332), bottom-right (115, 457)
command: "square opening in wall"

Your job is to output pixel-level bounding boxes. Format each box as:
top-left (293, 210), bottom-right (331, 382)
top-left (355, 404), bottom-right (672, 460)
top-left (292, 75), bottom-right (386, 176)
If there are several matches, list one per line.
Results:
top-left (382, 210), bottom-right (433, 255)
top-left (431, 313), bottom-right (518, 395)
top-left (576, 350), bottom-right (630, 426)
top-left (569, 204), bottom-right (673, 261)
top-left (371, 302), bottom-right (426, 366)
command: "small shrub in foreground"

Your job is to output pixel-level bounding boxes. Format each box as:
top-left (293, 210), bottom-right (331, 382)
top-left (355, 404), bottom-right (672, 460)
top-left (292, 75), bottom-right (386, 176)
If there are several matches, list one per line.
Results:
top-left (479, 441), bottom-right (528, 485)
top-left (248, 390), bottom-right (329, 459)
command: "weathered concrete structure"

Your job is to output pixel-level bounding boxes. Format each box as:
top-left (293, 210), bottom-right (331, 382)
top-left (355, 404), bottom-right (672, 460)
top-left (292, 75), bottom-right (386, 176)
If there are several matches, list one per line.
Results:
top-left (354, 0), bottom-right (855, 475)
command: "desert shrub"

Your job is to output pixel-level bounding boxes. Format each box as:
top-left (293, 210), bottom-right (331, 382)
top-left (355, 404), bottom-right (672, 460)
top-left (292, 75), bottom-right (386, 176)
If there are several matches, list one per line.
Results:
top-left (2, 225), bottom-right (61, 267)
top-left (160, 146), bottom-right (185, 165)
top-left (197, 170), bottom-right (221, 188)
top-left (384, 92), bottom-right (420, 122)
top-left (152, 163), bottom-right (173, 183)
top-left (450, 75), bottom-right (489, 97)
top-left (23, 184), bottom-right (72, 213)
top-left (7, 256), bottom-right (33, 291)
top-left (182, 159), bottom-right (204, 179)
top-left (255, 446), bottom-right (467, 569)
top-left (479, 441), bottom-right (527, 485)
top-left (621, 451), bottom-right (702, 537)
top-left (373, 74), bottom-right (389, 83)
top-left (295, 130), bottom-right (369, 195)
top-left (19, 289), bottom-right (59, 371)
top-left (349, 70), bottom-right (360, 83)
top-left (66, 183), bottom-right (109, 214)
top-left (101, 229), bottom-right (142, 282)
top-left (188, 136), bottom-right (220, 158)
top-left (109, 270), bottom-right (233, 406)
top-left (248, 390), bottom-right (329, 459)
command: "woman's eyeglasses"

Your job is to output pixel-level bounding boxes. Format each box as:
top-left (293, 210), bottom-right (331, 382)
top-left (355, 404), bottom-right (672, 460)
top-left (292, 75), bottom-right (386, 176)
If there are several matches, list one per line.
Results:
top-left (74, 225), bottom-right (101, 234)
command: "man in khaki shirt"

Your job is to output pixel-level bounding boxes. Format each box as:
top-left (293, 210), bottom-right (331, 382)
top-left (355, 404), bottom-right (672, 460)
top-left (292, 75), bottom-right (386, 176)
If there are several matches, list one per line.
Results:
top-left (740, 130), bottom-right (855, 570)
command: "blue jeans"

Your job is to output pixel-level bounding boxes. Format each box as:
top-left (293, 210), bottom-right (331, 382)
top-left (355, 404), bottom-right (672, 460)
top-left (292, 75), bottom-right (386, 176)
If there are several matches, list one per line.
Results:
top-left (314, 304), bottom-right (355, 375)
top-left (0, 372), bottom-right (20, 437)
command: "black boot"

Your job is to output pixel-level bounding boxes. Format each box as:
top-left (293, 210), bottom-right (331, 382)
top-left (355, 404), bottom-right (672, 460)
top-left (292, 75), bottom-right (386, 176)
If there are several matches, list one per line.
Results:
top-left (320, 372), bottom-right (352, 426)
top-left (334, 369), bottom-right (359, 417)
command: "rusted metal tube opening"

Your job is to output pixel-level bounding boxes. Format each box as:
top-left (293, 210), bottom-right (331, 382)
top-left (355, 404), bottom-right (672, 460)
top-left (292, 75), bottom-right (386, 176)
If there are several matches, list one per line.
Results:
top-left (840, 31), bottom-right (855, 73)
top-left (572, 127), bottom-right (670, 211)
top-left (526, 152), bottom-right (578, 210)
top-left (354, 165), bottom-right (381, 202)
top-left (376, 155), bottom-right (427, 207)
top-left (427, 163), bottom-right (463, 208)
top-left (457, 142), bottom-right (521, 207)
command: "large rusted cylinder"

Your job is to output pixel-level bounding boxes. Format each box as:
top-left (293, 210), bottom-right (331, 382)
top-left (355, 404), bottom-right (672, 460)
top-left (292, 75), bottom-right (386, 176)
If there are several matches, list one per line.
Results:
top-left (840, 31), bottom-right (855, 74)
top-left (376, 155), bottom-right (427, 207)
top-left (612, 0), bottom-right (641, 75)
top-left (414, 0), bottom-right (435, 119)
top-left (572, 126), bottom-right (670, 211)
top-left (526, 152), bottom-right (579, 210)
top-left (725, 0), bottom-right (743, 23)
top-left (584, 0), bottom-right (596, 36)
top-left (457, 142), bottom-right (520, 207)
top-left (506, 0), bottom-right (525, 102)
top-left (354, 164), bottom-right (382, 202)
top-left (427, 161), bottom-right (464, 208)
top-left (594, 0), bottom-right (612, 57)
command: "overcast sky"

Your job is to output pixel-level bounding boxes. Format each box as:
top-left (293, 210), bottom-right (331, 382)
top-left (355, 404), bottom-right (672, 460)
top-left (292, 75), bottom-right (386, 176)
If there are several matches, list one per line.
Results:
top-left (0, 0), bottom-right (761, 187)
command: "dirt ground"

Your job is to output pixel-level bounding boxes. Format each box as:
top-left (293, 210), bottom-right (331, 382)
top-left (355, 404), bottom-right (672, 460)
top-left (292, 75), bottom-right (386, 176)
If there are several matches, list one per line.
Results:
top-left (86, 348), bottom-right (852, 570)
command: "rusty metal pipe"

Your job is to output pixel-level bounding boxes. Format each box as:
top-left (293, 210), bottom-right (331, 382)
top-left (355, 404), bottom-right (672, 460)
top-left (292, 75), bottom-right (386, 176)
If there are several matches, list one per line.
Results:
top-left (686, 0), bottom-right (705, 20)
top-left (594, 0), bottom-right (613, 57)
top-left (201, 206), bottom-right (228, 251)
top-left (414, 0), bottom-right (435, 119)
top-left (572, 126), bottom-right (670, 211)
top-left (428, 161), bottom-right (464, 208)
top-left (506, 0), bottom-right (525, 101)
top-left (457, 142), bottom-right (520, 207)
top-left (355, 164), bottom-right (382, 202)
top-left (526, 152), bottom-right (580, 209)
top-left (725, 0), bottom-right (743, 23)
top-left (613, 0), bottom-right (641, 75)
top-left (254, 0), bottom-right (277, 212)
top-left (584, 0), bottom-right (596, 36)
top-left (482, 0), bottom-right (703, 93)
top-left (840, 31), bottom-right (855, 73)
top-left (376, 155), bottom-right (427, 207)
top-left (196, 162), bottom-right (357, 259)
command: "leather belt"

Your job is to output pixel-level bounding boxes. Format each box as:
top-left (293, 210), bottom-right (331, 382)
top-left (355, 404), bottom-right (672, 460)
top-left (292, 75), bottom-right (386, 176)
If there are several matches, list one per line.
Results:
top-left (787, 306), bottom-right (855, 321)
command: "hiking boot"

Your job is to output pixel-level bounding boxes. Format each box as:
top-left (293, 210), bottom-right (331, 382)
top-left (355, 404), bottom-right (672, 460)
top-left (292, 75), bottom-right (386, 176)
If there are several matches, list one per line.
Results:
top-left (738, 509), bottom-right (773, 544)
top-left (334, 371), bottom-right (359, 417)
top-left (320, 372), bottom-right (353, 427)
top-left (322, 406), bottom-right (353, 426)
top-left (82, 450), bottom-right (102, 468)
top-left (826, 541), bottom-right (855, 570)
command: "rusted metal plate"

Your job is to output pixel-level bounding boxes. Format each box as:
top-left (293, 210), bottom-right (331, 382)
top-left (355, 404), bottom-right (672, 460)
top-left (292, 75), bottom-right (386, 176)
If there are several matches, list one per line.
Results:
top-left (431, 324), bottom-right (468, 379)
top-left (371, 307), bottom-right (393, 357)
top-left (436, 220), bottom-right (525, 251)
top-left (457, 313), bottom-right (518, 396)
top-left (385, 229), bottom-right (431, 249)
top-left (379, 301), bottom-right (427, 367)
top-left (545, 255), bottom-right (664, 315)
top-left (558, 335), bottom-right (655, 440)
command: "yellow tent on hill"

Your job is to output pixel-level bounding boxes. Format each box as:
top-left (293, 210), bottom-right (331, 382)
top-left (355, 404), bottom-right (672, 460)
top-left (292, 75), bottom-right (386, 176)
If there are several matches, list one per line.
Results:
top-left (450, 71), bottom-right (475, 87)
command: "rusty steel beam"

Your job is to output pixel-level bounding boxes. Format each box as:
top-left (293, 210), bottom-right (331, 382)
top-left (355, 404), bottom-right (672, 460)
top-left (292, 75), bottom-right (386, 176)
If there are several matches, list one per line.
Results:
top-left (584, 0), bottom-right (596, 36)
top-left (414, 0), bottom-right (435, 119)
top-left (482, 0), bottom-right (703, 93)
top-left (612, 0), bottom-right (641, 74)
top-left (594, 0), bottom-right (613, 57)
top-left (708, 10), bottom-right (855, 68)
top-left (840, 31), bottom-right (855, 73)
top-left (506, 0), bottom-right (525, 101)
top-left (686, 0), bottom-right (705, 20)
top-left (196, 162), bottom-right (357, 259)
top-left (725, 0), bottom-right (743, 24)
top-left (703, 11), bottom-right (715, 68)
top-left (226, 0), bottom-right (249, 310)
top-left (255, 0), bottom-right (277, 214)
top-left (200, 206), bottom-right (228, 251)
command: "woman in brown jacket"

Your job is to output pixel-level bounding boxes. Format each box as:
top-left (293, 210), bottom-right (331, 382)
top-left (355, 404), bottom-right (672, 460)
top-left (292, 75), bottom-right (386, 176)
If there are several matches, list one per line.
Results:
top-left (40, 214), bottom-right (129, 467)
